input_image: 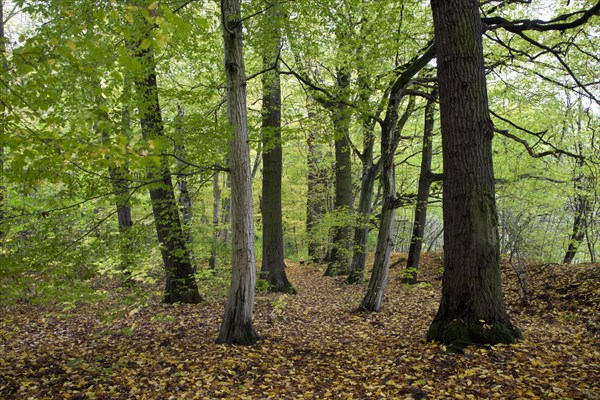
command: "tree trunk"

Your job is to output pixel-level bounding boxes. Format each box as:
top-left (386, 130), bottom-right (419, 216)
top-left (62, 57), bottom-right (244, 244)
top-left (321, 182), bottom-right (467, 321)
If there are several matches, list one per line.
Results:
top-left (563, 190), bottom-right (589, 264)
top-left (324, 71), bottom-right (353, 276)
top-left (175, 105), bottom-right (195, 266)
top-left (361, 97), bottom-right (414, 312)
top-left (346, 163), bottom-right (379, 283)
top-left (221, 172), bottom-right (231, 246)
top-left (209, 170), bottom-right (220, 269)
top-left (0, 2), bottom-right (7, 242)
top-left (112, 81), bottom-right (135, 276)
top-left (346, 116), bottom-right (381, 283)
top-left (306, 127), bottom-right (328, 263)
top-left (427, 0), bottom-right (520, 346)
top-left (130, 2), bottom-right (201, 304)
top-left (260, 5), bottom-right (293, 293)
top-left (217, 0), bottom-right (258, 345)
top-left (94, 76), bottom-right (134, 278)
top-left (404, 89), bottom-right (438, 284)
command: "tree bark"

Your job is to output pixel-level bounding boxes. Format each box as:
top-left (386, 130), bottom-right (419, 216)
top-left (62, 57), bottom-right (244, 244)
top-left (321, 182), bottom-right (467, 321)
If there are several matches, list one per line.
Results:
top-left (209, 170), bottom-right (220, 269)
top-left (563, 160), bottom-right (590, 264)
top-left (346, 80), bottom-right (382, 284)
top-left (306, 128), bottom-right (328, 263)
top-left (361, 97), bottom-right (414, 312)
top-left (324, 70), bottom-right (353, 276)
top-left (217, 0), bottom-right (259, 345)
top-left (0, 2), bottom-right (7, 242)
top-left (427, 0), bottom-right (520, 346)
top-left (175, 105), bottom-right (195, 266)
top-left (404, 89), bottom-right (438, 284)
top-left (130, 2), bottom-right (201, 304)
top-left (260, 4), bottom-right (293, 293)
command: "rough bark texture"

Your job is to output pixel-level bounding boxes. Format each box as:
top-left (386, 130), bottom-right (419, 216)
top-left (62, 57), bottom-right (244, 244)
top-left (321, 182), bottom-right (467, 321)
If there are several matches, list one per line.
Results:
top-left (220, 172), bottom-right (231, 246)
top-left (260, 6), bottom-right (293, 293)
top-left (404, 90), bottom-right (438, 284)
top-left (325, 70), bottom-right (353, 276)
top-left (130, 4), bottom-right (201, 304)
top-left (217, 0), bottom-right (258, 345)
top-left (427, 0), bottom-right (520, 346)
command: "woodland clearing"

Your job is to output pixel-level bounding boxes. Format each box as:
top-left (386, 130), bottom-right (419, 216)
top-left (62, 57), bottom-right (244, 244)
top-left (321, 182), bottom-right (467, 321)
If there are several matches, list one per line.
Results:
top-left (1, 254), bottom-right (598, 399)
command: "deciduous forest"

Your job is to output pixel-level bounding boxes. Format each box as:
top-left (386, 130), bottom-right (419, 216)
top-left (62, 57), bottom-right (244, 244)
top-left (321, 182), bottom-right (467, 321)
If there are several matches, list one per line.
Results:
top-left (1, 0), bottom-right (599, 398)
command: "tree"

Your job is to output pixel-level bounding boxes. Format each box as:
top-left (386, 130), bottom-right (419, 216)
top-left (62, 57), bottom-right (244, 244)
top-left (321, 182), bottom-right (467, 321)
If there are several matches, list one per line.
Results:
top-left (217, 0), bottom-right (259, 345)
top-left (259, 1), bottom-right (293, 293)
top-left (360, 96), bottom-right (414, 312)
top-left (129, 1), bottom-right (202, 304)
top-left (426, 0), bottom-right (520, 346)
top-left (0, 0), bottom-right (7, 243)
top-left (323, 69), bottom-right (354, 277)
top-left (174, 105), bottom-right (195, 265)
top-left (404, 86), bottom-right (442, 284)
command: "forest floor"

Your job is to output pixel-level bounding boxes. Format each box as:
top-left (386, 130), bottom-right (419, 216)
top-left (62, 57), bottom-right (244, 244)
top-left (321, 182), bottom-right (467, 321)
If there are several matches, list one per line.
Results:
top-left (1, 254), bottom-right (598, 399)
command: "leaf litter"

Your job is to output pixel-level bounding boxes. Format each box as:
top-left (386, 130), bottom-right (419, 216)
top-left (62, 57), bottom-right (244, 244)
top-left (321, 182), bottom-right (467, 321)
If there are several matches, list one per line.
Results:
top-left (0, 254), bottom-right (598, 399)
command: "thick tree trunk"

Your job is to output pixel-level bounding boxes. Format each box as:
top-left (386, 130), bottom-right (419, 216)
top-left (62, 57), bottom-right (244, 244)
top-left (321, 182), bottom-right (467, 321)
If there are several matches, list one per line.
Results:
top-left (217, 0), bottom-right (258, 345)
top-left (260, 6), bottom-right (293, 293)
top-left (130, 3), bottom-right (201, 304)
top-left (361, 97), bottom-right (414, 312)
top-left (325, 71), bottom-right (353, 276)
top-left (404, 90), bottom-right (438, 284)
top-left (306, 129), bottom-right (328, 263)
top-left (209, 171), bottom-right (220, 268)
top-left (427, 0), bottom-right (520, 346)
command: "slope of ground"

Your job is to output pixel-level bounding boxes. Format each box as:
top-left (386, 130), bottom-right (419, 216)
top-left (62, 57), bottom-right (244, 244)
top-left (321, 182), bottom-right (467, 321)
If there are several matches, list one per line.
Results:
top-left (0, 254), bottom-right (598, 399)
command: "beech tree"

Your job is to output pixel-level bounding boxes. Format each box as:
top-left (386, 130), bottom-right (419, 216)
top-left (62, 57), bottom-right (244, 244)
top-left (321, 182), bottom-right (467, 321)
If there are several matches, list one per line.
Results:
top-left (0, 1), bottom-right (7, 243)
top-left (129, 1), bottom-right (202, 304)
top-left (404, 87), bottom-right (442, 284)
top-left (259, 1), bottom-right (293, 293)
top-left (217, 0), bottom-right (259, 345)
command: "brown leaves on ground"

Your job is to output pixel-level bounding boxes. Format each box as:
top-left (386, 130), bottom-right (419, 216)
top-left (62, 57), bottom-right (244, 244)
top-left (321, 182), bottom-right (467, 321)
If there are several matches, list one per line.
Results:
top-left (1, 254), bottom-right (598, 399)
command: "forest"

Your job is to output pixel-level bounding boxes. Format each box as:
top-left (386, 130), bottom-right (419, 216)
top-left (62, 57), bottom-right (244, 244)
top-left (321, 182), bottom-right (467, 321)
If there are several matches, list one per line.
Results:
top-left (0, 0), bottom-right (599, 398)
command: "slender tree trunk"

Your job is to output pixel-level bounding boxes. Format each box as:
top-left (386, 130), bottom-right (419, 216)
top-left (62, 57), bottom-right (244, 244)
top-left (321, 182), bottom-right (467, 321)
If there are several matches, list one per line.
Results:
top-left (404, 89), bottom-right (439, 284)
top-left (112, 83), bottom-right (135, 276)
top-left (209, 170), bottom-right (220, 268)
top-left (130, 2), bottom-right (201, 304)
top-left (306, 127), bottom-right (327, 262)
top-left (260, 4), bottom-right (293, 293)
top-left (217, 0), bottom-right (258, 345)
top-left (361, 97), bottom-right (414, 312)
top-left (94, 76), bottom-right (134, 278)
top-left (563, 190), bottom-right (589, 264)
top-left (427, 0), bottom-right (520, 346)
top-left (0, 2), bottom-right (7, 242)
top-left (346, 117), bottom-right (380, 284)
top-left (175, 105), bottom-right (195, 265)
top-left (325, 71), bottom-right (353, 276)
